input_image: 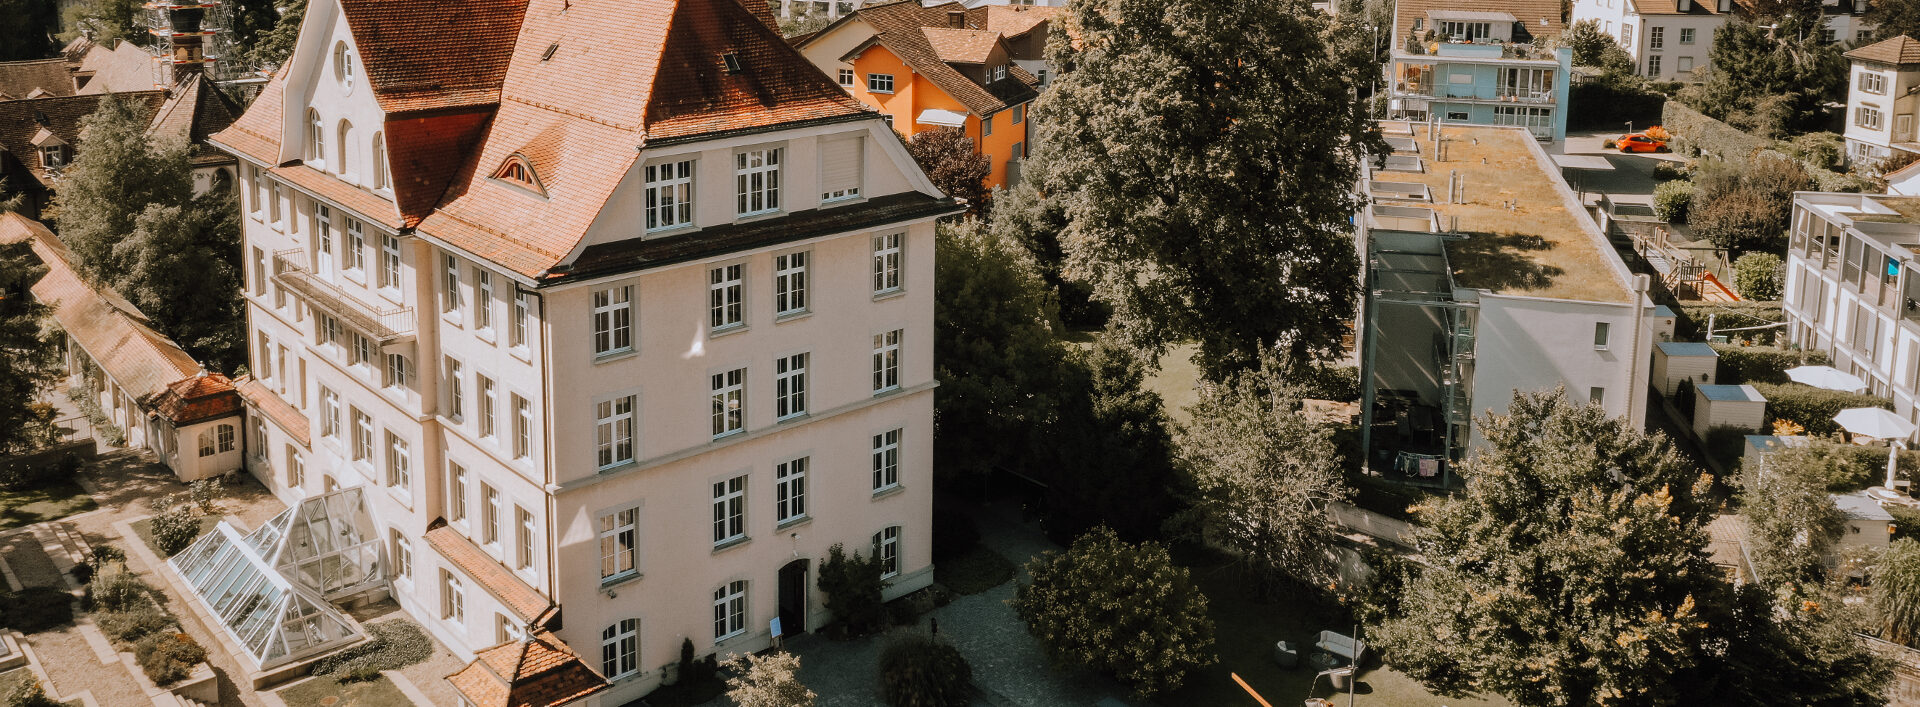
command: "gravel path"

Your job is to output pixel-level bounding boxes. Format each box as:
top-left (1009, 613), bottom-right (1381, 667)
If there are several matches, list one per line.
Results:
top-left (0, 529), bottom-right (150, 707)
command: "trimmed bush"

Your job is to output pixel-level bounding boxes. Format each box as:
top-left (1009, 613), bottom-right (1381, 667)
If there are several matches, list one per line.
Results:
top-left (1733, 253), bottom-right (1784, 301)
top-left (308, 619), bottom-right (434, 681)
top-left (87, 569), bottom-right (155, 614)
top-left (1675, 301), bottom-right (1784, 345)
top-left (1653, 180), bottom-right (1694, 223)
top-left (1709, 344), bottom-right (1826, 385)
top-left (97, 605), bottom-right (176, 646)
top-left (817, 543), bottom-right (889, 637)
top-left (133, 632), bottom-right (205, 685)
top-left (1653, 161), bottom-right (1689, 182)
top-left (1664, 101), bottom-right (1769, 160)
top-left (1749, 382), bottom-right (1893, 438)
top-left (148, 502), bottom-right (200, 558)
top-left (877, 633), bottom-right (973, 707)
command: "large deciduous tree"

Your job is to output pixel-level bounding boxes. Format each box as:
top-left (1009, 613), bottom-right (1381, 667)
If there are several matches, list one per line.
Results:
top-left (1682, 18), bottom-right (1845, 137)
top-left (905, 128), bottom-right (991, 217)
top-left (1176, 360), bottom-right (1348, 595)
top-left (1739, 447), bottom-right (1846, 591)
top-left (1019, 0), bottom-right (1381, 380)
top-left (0, 240), bottom-right (62, 455)
top-left (54, 94), bottom-right (245, 372)
top-left (1868, 0), bottom-right (1920, 43)
top-left (1040, 334), bottom-right (1185, 543)
top-left (0, 0), bottom-right (59, 61)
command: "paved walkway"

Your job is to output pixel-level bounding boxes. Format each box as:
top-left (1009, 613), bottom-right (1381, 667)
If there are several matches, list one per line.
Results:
top-left (0, 525), bottom-right (150, 707)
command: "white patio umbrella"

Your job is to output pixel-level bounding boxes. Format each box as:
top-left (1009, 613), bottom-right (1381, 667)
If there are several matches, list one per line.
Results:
top-left (1834, 407), bottom-right (1918, 488)
top-left (1787, 365), bottom-right (1869, 394)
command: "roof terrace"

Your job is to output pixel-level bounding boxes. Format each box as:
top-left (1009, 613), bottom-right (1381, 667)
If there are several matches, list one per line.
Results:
top-left (1379, 123), bottom-right (1633, 303)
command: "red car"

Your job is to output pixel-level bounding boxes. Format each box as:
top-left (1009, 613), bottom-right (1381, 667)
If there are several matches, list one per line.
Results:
top-left (1616, 133), bottom-right (1670, 153)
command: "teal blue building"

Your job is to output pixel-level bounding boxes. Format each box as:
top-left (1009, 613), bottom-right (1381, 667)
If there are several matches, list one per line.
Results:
top-left (1386, 43), bottom-right (1573, 141)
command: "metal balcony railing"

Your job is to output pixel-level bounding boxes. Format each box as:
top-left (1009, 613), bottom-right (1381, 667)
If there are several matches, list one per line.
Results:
top-left (271, 249), bottom-right (414, 341)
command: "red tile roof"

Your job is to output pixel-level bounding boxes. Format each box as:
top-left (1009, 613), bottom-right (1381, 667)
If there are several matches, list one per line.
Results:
top-left (1849, 35), bottom-right (1920, 65)
top-left (1392, 0), bottom-right (1564, 48)
top-left (922, 28), bottom-right (1003, 64)
top-left (207, 64), bottom-right (284, 167)
top-left (0, 92), bottom-right (166, 189)
top-left (148, 372), bottom-right (243, 425)
top-left (425, 519), bottom-right (552, 624)
top-left (0, 213), bottom-right (202, 408)
top-left (984, 5), bottom-right (1058, 38)
top-left (803, 1), bottom-right (1040, 117)
top-left (446, 630), bottom-right (610, 707)
top-left (149, 74), bottom-right (240, 168)
top-left (0, 59), bottom-right (75, 101)
top-left (231, 375), bottom-right (310, 447)
top-left (336, 0), bottom-right (531, 114)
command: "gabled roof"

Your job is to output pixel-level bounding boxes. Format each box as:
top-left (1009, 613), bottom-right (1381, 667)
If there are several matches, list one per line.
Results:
top-left (1629, 0), bottom-right (1736, 16)
top-left (336, 0), bottom-right (532, 114)
top-left (984, 4), bottom-right (1058, 38)
top-left (806, 1), bottom-right (1040, 117)
top-left (75, 41), bottom-right (162, 95)
top-left (149, 372), bottom-right (243, 425)
top-left (1848, 35), bottom-right (1920, 65)
top-left (1391, 0), bottom-right (1563, 47)
top-left (446, 630), bottom-right (610, 707)
top-left (0, 59), bottom-right (75, 101)
top-left (0, 213), bottom-right (201, 408)
top-left (148, 74), bottom-right (240, 167)
top-left (923, 27), bottom-right (1004, 64)
top-left (0, 92), bottom-right (167, 188)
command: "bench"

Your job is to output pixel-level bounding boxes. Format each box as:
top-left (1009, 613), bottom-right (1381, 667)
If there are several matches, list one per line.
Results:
top-left (1315, 630), bottom-right (1366, 663)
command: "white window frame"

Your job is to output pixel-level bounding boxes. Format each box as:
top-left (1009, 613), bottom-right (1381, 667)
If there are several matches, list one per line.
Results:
top-left (775, 456), bottom-right (807, 525)
top-left (386, 353), bottom-right (412, 391)
top-left (315, 205), bottom-right (336, 280)
top-left (475, 270), bottom-right (494, 331)
top-left (838, 68), bottom-right (855, 86)
top-left (1861, 71), bottom-right (1889, 95)
top-left (592, 285), bottom-right (633, 356)
top-left (596, 395), bottom-right (636, 469)
top-left (441, 570), bottom-right (464, 624)
top-left (872, 428), bottom-right (900, 491)
top-left (873, 526), bottom-right (900, 579)
top-left (513, 394), bottom-right (532, 460)
top-left (449, 461), bottom-right (469, 524)
top-left (644, 159), bottom-right (695, 232)
top-left (867, 73), bottom-right (894, 93)
top-left (1679, 27), bottom-right (1695, 44)
top-left (352, 409), bottom-right (374, 463)
top-left (379, 235), bottom-right (401, 290)
top-left (320, 387), bottom-right (340, 439)
top-left (1594, 322), bottom-right (1611, 350)
top-left (286, 446), bottom-right (304, 488)
top-left (734, 147), bottom-right (782, 216)
top-left (515, 506), bottom-right (535, 573)
top-left (446, 357), bottom-right (465, 421)
top-left (478, 374), bottom-right (497, 440)
top-left (709, 264), bottom-right (745, 331)
top-left (602, 619), bottom-right (639, 680)
top-left (773, 251), bottom-right (807, 317)
top-left (512, 291), bottom-right (530, 349)
top-left (713, 580), bottom-right (747, 640)
top-left (390, 529), bottom-right (412, 580)
top-left (1860, 104), bottom-right (1885, 130)
top-left (1648, 26), bottom-right (1663, 50)
top-left (386, 432), bottom-right (410, 495)
top-left (872, 233), bottom-right (903, 295)
top-left (482, 484), bottom-right (501, 547)
top-left (774, 352), bottom-right (808, 420)
top-left (873, 329), bottom-right (902, 393)
top-left (712, 475), bottom-right (746, 545)
top-left (711, 368), bottom-right (745, 439)
top-left (443, 254), bottom-right (462, 316)
top-left (599, 507), bottom-right (639, 581)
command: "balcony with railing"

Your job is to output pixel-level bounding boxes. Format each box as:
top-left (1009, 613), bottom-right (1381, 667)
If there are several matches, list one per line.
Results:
top-left (271, 249), bottom-right (414, 342)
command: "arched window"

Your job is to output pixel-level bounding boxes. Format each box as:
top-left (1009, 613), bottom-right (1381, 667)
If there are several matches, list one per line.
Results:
top-left (336, 120), bottom-right (354, 176)
top-left (333, 42), bottom-right (356, 90)
top-left (306, 109), bottom-right (325, 166)
top-left (489, 154), bottom-right (545, 196)
top-left (371, 132), bottom-right (388, 190)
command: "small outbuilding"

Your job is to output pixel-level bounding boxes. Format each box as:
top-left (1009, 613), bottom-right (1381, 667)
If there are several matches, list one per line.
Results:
top-left (1693, 384), bottom-right (1767, 439)
top-left (1653, 341), bottom-right (1717, 397)
top-left (1831, 491), bottom-right (1895, 562)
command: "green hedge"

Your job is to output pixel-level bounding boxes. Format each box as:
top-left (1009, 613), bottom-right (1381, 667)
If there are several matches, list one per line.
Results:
top-left (1814, 441), bottom-right (1920, 492)
top-left (1674, 301), bottom-right (1784, 345)
top-left (1749, 382), bottom-right (1894, 437)
top-left (1708, 344), bottom-right (1828, 385)
top-left (1664, 101), bottom-right (1768, 161)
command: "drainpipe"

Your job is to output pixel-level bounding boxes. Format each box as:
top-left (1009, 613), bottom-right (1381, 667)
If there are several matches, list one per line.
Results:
top-left (1629, 273), bottom-right (1651, 425)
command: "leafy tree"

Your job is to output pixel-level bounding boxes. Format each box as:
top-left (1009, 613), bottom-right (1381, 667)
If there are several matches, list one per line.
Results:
top-left (1039, 333), bottom-right (1185, 542)
top-left (1653, 180), bottom-right (1694, 223)
top-left (1010, 527), bottom-right (1214, 698)
top-left (1876, 538), bottom-right (1920, 645)
top-left (60, 0), bottom-right (145, 45)
top-left (224, 0), bottom-right (284, 71)
top-left (0, 240), bottom-right (62, 455)
top-left (1868, 0), bottom-right (1920, 42)
top-left (905, 128), bottom-right (991, 217)
top-left (990, 183), bottom-right (1105, 327)
top-left (1375, 389), bottom-right (1720, 704)
top-left (1561, 19), bottom-right (1634, 73)
top-left (816, 543), bottom-right (888, 637)
top-left (876, 633), bottom-right (972, 707)
top-left (1739, 447), bottom-right (1845, 591)
top-left (932, 219), bottom-right (1071, 481)
top-left (1689, 155), bottom-right (1809, 255)
top-left (1733, 252), bottom-right (1784, 301)
top-left (1021, 0), bottom-right (1381, 379)
top-left (1681, 19), bottom-right (1845, 137)
top-left (725, 651), bottom-right (815, 707)
top-left (0, 0), bottom-right (59, 61)
top-left (1707, 582), bottom-right (1891, 705)
top-left (236, 0), bottom-right (303, 71)
top-left (1176, 359), bottom-right (1347, 595)
top-left (53, 94), bottom-right (244, 372)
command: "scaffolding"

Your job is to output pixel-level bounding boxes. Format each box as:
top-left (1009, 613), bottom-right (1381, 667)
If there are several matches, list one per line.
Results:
top-left (144, 0), bottom-right (233, 85)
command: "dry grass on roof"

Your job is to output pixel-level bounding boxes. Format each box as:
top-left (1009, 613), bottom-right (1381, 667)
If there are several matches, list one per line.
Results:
top-left (1393, 127), bottom-right (1630, 303)
top-left (1864, 197), bottom-right (1920, 224)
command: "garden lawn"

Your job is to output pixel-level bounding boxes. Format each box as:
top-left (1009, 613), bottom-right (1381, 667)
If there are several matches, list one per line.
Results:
top-left (129, 517), bottom-right (220, 560)
top-left (934, 544), bottom-right (1016, 595)
top-left (278, 674), bottom-right (414, 707)
top-left (0, 667), bottom-right (83, 706)
top-left (1163, 558), bottom-right (1509, 707)
top-left (0, 481), bottom-right (95, 531)
top-left (1146, 343), bottom-right (1203, 423)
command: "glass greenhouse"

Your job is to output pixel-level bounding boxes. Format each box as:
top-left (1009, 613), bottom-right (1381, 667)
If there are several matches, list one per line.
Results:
top-left (168, 488), bottom-right (383, 670)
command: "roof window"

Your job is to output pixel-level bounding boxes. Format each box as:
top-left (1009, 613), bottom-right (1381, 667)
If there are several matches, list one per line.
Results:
top-left (721, 52), bottom-right (743, 74)
top-left (541, 43), bottom-right (559, 61)
top-left (490, 154), bottom-right (546, 196)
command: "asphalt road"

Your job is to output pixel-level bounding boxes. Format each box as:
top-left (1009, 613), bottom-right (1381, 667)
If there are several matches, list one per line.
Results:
top-left (1548, 130), bottom-right (1687, 207)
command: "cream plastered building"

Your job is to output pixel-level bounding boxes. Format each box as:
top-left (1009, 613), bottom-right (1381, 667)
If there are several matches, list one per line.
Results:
top-left (208, 0), bottom-right (958, 703)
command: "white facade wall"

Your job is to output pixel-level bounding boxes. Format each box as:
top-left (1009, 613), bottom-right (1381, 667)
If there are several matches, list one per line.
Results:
top-left (1466, 292), bottom-right (1654, 445)
top-left (1569, 0), bottom-right (1725, 81)
top-left (1780, 196), bottom-right (1920, 438)
top-left (1844, 60), bottom-right (1920, 164)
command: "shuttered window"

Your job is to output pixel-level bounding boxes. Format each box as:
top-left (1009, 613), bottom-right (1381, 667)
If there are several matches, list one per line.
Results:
top-left (820, 136), bottom-right (863, 202)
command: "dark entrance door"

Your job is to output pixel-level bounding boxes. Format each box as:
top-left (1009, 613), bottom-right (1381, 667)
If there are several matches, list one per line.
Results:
top-left (778, 559), bottom-right (808, 637)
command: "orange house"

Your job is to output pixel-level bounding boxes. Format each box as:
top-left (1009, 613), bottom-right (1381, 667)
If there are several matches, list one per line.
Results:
top-left (797, 2), bottom-right (1048, 190)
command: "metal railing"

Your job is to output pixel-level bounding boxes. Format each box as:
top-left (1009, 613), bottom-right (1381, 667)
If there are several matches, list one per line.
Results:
top-left (271, 249), bottom-right (414, 340)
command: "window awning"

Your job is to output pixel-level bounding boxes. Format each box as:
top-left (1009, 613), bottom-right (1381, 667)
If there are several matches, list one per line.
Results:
top-left (915, 108), bottom-right (969, 128)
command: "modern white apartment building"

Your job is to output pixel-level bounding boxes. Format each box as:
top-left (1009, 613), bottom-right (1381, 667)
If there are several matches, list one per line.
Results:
top-left (1842, 36), bottom-right (1920, 168)
top-left (1781, 192), bottom-right (1920, 435)
top-left (208, 0), bottom-right (959, 702)
top-left (1569, 0), bottom-right (1730, 81)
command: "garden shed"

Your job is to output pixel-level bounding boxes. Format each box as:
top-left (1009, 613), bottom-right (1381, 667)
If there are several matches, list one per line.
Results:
top-left (1653, 342), bottom-right (1717, 396)
top-left (1831, 491), bottom-right (1894, 561)
top-left (1693, 384), bottom-right (1767, 439)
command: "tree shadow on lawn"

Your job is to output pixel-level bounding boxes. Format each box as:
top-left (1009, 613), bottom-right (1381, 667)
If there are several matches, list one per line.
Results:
top-left (1446, 231), bottom-right (1564, 294)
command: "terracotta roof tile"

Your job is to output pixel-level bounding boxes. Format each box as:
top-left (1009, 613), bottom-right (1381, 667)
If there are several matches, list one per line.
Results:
top-left (921, 28), bottom-right (1002, 64)
top-left (232, 375), bottom-right (309, 447)
top-left (0, 213), bottom-right (201, 407)
top-left (812, 1), bottom-right (1038, 116)
top-left (0, 59), bottom-right (75, 101)
top-left (1392, 0), bottom-right (1564, 48)
top-left (148, 74), bottom-right (240, 167)
top-left (984, 5), bottom-right (1058, 38)
top-left (1849, 35), bottom-right (1920, 65)
top-left (446, 630), bottom-right (609, 707)
top-left (385, 110), bottom-right (492, 227)
top-left (0, 92), bottom-right (166, 188)
top-left (149, 372), bottom-right (243, 425)
top-left (426, 519), bottom-right (551, 623)
top-left (269, 162), bottom-right (404, 229)
top-left (207, 64), bottom-right (285, 167)
top-left (337, 0), bottom-right (530, 114)
top-left (1630, 0), bottom-right (1736, 15)
top-left (75, 41), bottom-right (162, 95)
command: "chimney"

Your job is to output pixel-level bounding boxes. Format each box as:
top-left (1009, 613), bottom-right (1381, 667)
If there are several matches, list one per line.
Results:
top-left (1718, 0), bottom-right (1731, 12)
top-left (1678, 0), bottom-right (1691, 11)
top-left (948, 10), bottom-right (965, 29)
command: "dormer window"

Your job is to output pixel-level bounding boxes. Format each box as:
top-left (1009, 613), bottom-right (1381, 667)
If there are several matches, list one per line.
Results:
top-left (993, 65), bottom-right (1006, 82)
top-left (40, 145), bottom-right (65, 168)
top-left (490, 154), bottom-right (546, 196)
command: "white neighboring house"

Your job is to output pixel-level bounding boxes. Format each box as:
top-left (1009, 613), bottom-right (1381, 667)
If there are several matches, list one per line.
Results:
top-left (209, 0), bottom-right (957, 703)
top-left (1569, 0), bottom-right (1731, 81)
top-left (1843, 36), bottom-right (1920, 169)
